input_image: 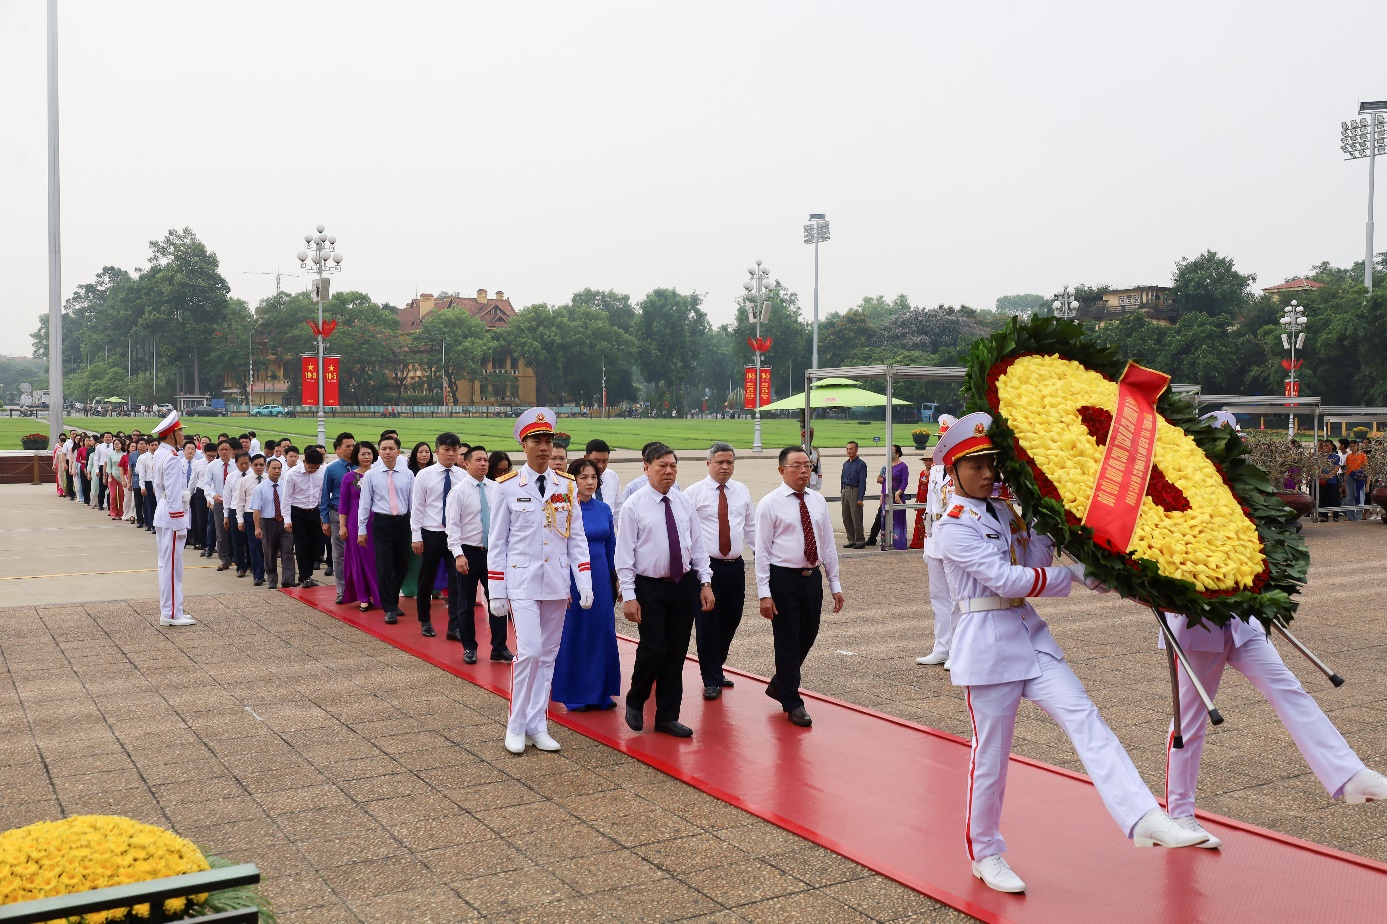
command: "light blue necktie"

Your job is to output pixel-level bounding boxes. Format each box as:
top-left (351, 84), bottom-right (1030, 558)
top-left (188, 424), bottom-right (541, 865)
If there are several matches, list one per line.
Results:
top-left (185, 460), bottom-right (192, 486)
top-left (441, 468), bottom-right (452, 528)
top-left (478, 480), bottom-right (491, 546)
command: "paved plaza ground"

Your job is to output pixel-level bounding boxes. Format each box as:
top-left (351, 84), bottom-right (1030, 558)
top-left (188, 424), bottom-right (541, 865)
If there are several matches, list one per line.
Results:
top-left (1, 483), bottom-right (1384, 922)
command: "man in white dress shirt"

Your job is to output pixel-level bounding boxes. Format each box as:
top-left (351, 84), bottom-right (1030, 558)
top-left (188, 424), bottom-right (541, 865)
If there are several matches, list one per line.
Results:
top-left (189, 441), bottom-right (211, 550)
top-left (584, 439), bottom-right (621, 521)
top-left (933, 412), bottom-right (1204, 894)
top-left (917, 415), bottom-right (957, 668)
top-left (684, 441), bottom-right (755, 701)
top-left (357, 436), bottom-right (414, 621)
top-left (616, 442), bottom-right (714, 738)
top-left (445, 444), bottom-right (512, 664)
top-left (621, 440), bottom-right (681, 504)
top-left (755, 446), bottom-right (845, 728)
top-left (203, 440), bottom-right (235, 566)
top-left (224, 452), bottom-right (250, 577)
top-left (150, 411), bottom-right (196, 627)
top-left (138, 437), bottom-right (159, 532)
top-left (488, 408), bottom-right (594, 755)
top-left (284, 447), bottom-right (326, 588)
top-left (410, 432), bottom-right (462, 639)
top-left (251, 457), bottom-right (295, 589)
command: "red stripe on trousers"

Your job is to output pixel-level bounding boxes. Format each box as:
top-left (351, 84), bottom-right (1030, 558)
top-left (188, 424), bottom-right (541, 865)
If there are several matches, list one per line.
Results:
top-left (964, 686), bottom-right (979, 861)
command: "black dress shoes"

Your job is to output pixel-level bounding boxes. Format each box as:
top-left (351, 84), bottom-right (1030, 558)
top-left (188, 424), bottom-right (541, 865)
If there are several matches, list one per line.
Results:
top-left (463, 648), bottom-right (478, 665)
top-left (323, 566), bottom-right (334, 577)
top-left (446, 631), bottom-right (462, 642)
top-left (253, 579), bottom-right (265, 587)
top-left (335, 593), bottom-right (345, 605)
top-left (299, 578), bottom-right (320, 589)
top-left (625, 705), bottom-right (643, 732)
top-left (654, 721), bottom-right (694, 738)
top-left (383, 611), bottom-right (398, 625)
top-left (788, 707), bottom-right (813, 727)
top-left (703, 686), bottom-right (722, 701)
top-left (765, 681), bottom-right (781, 702)
top-left (491, 647), bottom-right (514, 662)
top-left (421, 622), bottom-right (436, 638)
top-left (719, 677), bottom-right (734, 688)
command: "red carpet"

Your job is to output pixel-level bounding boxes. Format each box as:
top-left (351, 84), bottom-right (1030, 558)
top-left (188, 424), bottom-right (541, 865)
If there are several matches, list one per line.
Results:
top-left (283, 585), bottom-right (1387, 923)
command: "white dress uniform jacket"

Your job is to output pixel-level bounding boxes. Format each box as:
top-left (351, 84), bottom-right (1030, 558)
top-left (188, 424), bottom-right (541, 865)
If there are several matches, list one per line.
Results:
top-left (935, 495), bottom-right (1073, 687)
top-left (152, 444), bottom-right (188, 529)
top-left (921, 462), bottom-right (957, 658)
top-left (488, 465), bottom-right (593, 603)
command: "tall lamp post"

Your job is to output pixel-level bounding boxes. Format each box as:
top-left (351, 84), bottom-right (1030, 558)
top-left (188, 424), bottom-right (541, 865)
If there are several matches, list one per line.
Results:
top-left (1341, 102), bottom-right (1387, 294)
top-left (743, 260), bottom-right (773, 452)
top-left (1280, 299), bottom-right (1308, 438)
top-left (296, 224), bottom-right (343, 448)
top-left (803, 214), bottom-right (829, 369)
top-left (1052, 286), bottom-right (1079, 320)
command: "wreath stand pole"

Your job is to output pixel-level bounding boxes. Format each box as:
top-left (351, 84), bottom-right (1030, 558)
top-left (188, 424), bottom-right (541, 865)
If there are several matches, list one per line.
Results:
top-left (1163, 640), bottom-right (1184, 749)
top-left (1154, 609), bottom-right (1223, 727)
top-left (1270, 619), bottom-right (1345, 687)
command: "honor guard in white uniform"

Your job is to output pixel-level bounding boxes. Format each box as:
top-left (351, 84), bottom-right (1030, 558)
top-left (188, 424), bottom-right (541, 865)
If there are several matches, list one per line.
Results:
top-left (1160, 416), bottom-right (1387, 848)
top-left (916, 414), bottom-right (956, 668)
top-left (488, 408), bottom-right (594, 755)
top-left (934, 412), bottom-right (1205, 894)
top-left (151, 412), bottom-right (196, 627)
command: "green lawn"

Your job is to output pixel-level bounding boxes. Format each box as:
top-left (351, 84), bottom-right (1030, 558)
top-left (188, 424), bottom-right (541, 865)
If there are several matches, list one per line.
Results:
top-left (8, 415), bottom-right (936, 453)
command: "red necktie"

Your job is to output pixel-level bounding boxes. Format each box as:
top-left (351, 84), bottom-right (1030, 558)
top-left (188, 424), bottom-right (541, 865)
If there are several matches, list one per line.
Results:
top-left (717, 484), bottom-right (731, 557)
top-left (795, 492), bottom-right (819, 567)
top-left (273, 482), bottom-right (282, 520)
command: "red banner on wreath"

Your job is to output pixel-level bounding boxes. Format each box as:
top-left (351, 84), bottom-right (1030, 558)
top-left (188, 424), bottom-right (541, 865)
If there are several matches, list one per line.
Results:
top-left (301, 355), bottom-right (319, 403)
top-left (323, 356), bottom-right (340, 407)
top-left (1082, 361), bottom-right (1171, 555)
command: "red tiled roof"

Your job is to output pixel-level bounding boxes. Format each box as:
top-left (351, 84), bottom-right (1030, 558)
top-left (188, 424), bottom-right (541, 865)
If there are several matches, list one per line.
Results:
top-left (398, 294), bottom-right (516, 332)
top-left (1262, 279), bottom-right (1325, 292)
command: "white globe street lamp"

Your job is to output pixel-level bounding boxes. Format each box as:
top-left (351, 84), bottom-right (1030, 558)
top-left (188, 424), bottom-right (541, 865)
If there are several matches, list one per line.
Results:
top-left (297, 224), bottom-right (344, 448)
top-left (745, 260), bottom-right (773, 452)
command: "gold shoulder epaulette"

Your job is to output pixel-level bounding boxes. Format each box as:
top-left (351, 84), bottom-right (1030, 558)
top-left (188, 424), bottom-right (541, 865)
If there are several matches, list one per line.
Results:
top-left (555, 469), bottom-right (575, 481)
top-left (496, 470), bottom-right (519, 483)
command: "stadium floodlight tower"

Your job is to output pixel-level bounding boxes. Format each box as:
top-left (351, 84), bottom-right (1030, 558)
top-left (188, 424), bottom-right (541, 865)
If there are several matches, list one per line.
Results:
top-left (1341, 101), bottom-right (1387, 293)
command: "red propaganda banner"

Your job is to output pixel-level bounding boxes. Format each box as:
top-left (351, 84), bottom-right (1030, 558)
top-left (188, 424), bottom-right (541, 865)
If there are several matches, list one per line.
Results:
top-left (301, 355), bottom-right (319, 403)
top-left (323, 356), bottom-right (341, 407)
top-left (1284, 378), bottom-right (1300, 397)
top-left (1081, 361), bottom-right (1171, 555)
top-left (758, 366), bottom-right (772, 407)
top-left (743, 366), bottom-right (756, 409)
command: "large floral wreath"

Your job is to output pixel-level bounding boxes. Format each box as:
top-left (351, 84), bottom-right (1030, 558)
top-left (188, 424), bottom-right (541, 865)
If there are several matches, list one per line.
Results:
top-left (964, 316), bottom-right (1308, 629)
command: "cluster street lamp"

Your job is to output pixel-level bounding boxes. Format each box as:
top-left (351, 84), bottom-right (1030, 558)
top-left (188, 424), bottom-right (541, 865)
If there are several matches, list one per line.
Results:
top-left (1280, 299), bottom-right (1308, 438)
top-left (296, 224), bottom-right (344, 448)
top-left (1341, 102), bottom-right (1387, 294)
top-left (744, 260), bottom-right (774, 452)
top-left (1052, 286), bottom-right (1079, 320)
top-left (803, 214), bottom-right (829, 369)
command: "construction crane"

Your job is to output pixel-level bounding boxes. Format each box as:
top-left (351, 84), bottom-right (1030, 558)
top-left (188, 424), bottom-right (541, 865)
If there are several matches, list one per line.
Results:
top-left (243, 267), bottom-right (302, 294)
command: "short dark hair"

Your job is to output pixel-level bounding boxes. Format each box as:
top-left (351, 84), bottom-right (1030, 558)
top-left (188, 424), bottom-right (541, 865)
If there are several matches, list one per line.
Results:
top-left (235, 451), bottom-right (250, 462)
top-left (568, 458), bottom-right (599, 479)
top-left (585, 438), bottom-right (610, 455)
top-left (304, 447), bottom-right (325, 465)
top-left (333, 432), bottom-right (354, 448)
top-left (643, 442), bottom-right (676, 464)
top-left (183, 438), bottom-right (196, 447)
top-left (380, 429), bottom-right (399, 442)
top-left (641, 441), bottom-right (660, 454)
top-left (101, 431), bottom-right (112, 438)
top-left (217, 439), bottom-right (233, 449)
top-left (238, 434), bottom-right (250, 441)
top-left (266, 456), bottom-right (283, 470)
top-left (466, 445), bottom-right (488, 462)
top-left (379, 435), bottom-right (401, 449)
top-left (846, 440), bottom-right (858, 449)
top-left (286, 445), bottom-right (300, 455)
top-left (779, 446), bottom-right (809, 465)
top-left (352, 441), bottom-right (377, 465)
top-left (436, 432), bottom-right (462, 449)
top-left (250, 453), bottom-right (265, 462)
top-left (247, 430), bottom-right (256, 438)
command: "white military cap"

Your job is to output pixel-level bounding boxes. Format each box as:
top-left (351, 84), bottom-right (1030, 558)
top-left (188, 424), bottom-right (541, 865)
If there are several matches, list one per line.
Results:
top-left (513, 407), bottom-right (557, 444)
top-left (934, 411), bottom-right (997, 467)
top-left (152, 410), bottom-right (182, 437)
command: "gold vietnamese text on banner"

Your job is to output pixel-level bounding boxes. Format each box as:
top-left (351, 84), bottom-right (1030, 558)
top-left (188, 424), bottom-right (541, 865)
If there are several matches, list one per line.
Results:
top-left (1081, 361), bottom-right (1170, 554)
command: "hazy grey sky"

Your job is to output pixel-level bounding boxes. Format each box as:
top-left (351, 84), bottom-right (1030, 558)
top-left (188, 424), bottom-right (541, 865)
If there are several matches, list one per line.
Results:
top-left (1, 1), bottom-right (1381, 357)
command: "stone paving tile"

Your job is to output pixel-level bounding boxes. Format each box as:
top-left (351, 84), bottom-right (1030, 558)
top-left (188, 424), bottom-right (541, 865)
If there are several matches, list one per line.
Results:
top-left (452, 865), bottom-right (580, 916)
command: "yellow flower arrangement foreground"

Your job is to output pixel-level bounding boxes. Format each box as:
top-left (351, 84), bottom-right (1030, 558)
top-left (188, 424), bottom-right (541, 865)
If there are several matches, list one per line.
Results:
top-left (0, 815), bottom-right (209, 922)
top-left (993, 353), bottom-right (1265, 593)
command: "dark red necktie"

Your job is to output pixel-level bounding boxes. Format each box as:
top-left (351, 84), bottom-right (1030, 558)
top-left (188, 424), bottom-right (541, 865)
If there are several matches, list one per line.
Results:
top-left (663, 496), bottom-right (685, 581)
top-left (795, 492), bottom-right (819, 567)
top-left (273, 482), bottom-right (282, 520)
top-left (718, 484), bottom-right (731, 557)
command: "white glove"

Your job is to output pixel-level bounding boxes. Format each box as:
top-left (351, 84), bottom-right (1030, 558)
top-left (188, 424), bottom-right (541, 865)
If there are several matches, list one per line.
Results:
top-left (579, 588), bottom-right (594, 609)
top-left (488, 596), bottom-right (509, 617)
top-left (1064, 562), bottom-right (1105, 591)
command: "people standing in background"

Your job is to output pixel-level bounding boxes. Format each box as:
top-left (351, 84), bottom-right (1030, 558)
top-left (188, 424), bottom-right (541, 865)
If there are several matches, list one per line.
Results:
top-left (252, 457), bottom-right (295, 590)
top-left (1317, 439), bottom-right (1342, 522)
top-left (285, 446), bottom-right (326, 588)
top-left (551, 456), bottom-right (620, 711)
top-left (199, 443), bottom-right (219, 553)
top-left (621, 441), bottom-right (682, 503)
top-left (548, 444), bottom-right (568, 474)
top-left (339, 442), bottom-right (382, 612)
top-left (359, 435), bottom-right (415, 623)
top-left (204, 440), bottom-right (234, 564)
top-left (684, 441), bottom-right (755, 701)
top-left (106, 438), bottom-right (127, 520)
top-left (444, 444), bottom-right (511, 664)
top-left (320, 432), bottom-right (356, 604)
top-left (884, 444), bottom-right (910, 549)
top-left (916, 426), bottom-right (956, 668)
top-left (585, 439), bottom-right (621, 521)
top-left (487, 450), bottom-right (512, 481)
top-left (139, 435), bottom-right (158, 532)
top-left (189, 440), bottom-right (209, 549)
top-left (839, 440), bottom-right (867, 549)
top-left (409, 432), bottom-right (463, 640)
top-left (93, 432), bottom-right (112, 510)
top-left (225, 452), bottom-right (250, 578)
top-left (236, 454), bottom-right (268, 586)
top-left (52, 433), bottom-right (68, 498)
top-left (126, 438), bottom-right (143, 525)
top-left (1343, 439), bottom-right (1367, 521)
top-left (63, 431), bottom-right (77, 501)
top-left (400, 441), bottom-right (447, 601)
top-left (247, 431), bottom-right (260, 456)
top-left (800, 427), bottom-right (822, 493)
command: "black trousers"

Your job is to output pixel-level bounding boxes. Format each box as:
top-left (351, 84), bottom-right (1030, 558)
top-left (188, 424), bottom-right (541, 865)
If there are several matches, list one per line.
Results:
top-left (696, 557), bottom-right (745, 686)
top-left (229, 510), bottom-right (250, 572)
top-left (768, 565), bottom-right (823, 712)
top-left (452, 544), bottom-right (507, 650)
top-left (189, 489), bottom-right (207, 547)
top-left (290, 507), bottom-right (319, 580)
top-left (65, 470), bottom-right (75, 500)
top-left (261, 517), bottom-right (295, 586)
top-left (372, 513), bottom-right (412, 612)
top-left (96, 471), bottom-right (107, 509)
top-left (627, 573), bottom-right (698, 724)
top-left (143, 481), bottom-right (157, 528)
top-left (867, 506), bottom-right (883, 545)
top-left (416, 529), bottom-right (459, 627)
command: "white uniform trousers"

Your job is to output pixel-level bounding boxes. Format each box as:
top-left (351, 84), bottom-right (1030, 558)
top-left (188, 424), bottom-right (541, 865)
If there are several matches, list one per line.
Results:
top-left (965, 651), bottom-right (1157, 860)
top-left (926, 555), bottom-right (953, 657)
top-left (1165, 631), bottom-right (1365, 818)
top-left (156, 527), bottom-right (186, 620)
top-left (507, 598), bottom-right (567, 737)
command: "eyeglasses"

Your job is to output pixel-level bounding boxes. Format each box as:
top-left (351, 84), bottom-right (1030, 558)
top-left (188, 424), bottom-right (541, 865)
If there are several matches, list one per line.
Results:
top-left (782, 462), bottom-right (814, 470)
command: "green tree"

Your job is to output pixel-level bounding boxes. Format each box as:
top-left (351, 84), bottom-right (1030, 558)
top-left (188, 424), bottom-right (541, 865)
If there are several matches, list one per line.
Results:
top-left (1171, 250), bottom-right (1256, 318)
top-left (137, 228), bottom-right (233, 396)
top-left (818, 310), bottom-right (878, 367)
top-left (416, 309), bottom-right (490, 404)
top-left (995, 293), bottom-right (1049, 316)
top-left (499, 303), bottom-right (637, 406)
top-left (637, 289), bottom-right (711, 412)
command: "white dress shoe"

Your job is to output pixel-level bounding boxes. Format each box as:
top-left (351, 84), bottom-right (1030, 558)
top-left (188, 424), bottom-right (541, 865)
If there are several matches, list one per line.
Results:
top-left (915, 651), bottom-right (949, 666)
top-left (159, 615), bottom-right (197, 627)
top-left (1343, 768), bottom-right (1387, 804)
top-left (526, 731), bottom-right (561, 752)
top-left (504, 732), bottom-right (526, 755)
top-left (1132, 808), bottom-right (1208, 848)
top-left (1174, 815), bottom-right (1221, 849)
top-left (971, 854), bottom-right (1025, 893)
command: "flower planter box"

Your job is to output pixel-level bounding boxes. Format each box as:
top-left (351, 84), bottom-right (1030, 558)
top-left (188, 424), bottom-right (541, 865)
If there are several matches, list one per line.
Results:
top-left (21, 438), bottom-right (49, 451)
top-left (911, 434), bottom-right (931, 450)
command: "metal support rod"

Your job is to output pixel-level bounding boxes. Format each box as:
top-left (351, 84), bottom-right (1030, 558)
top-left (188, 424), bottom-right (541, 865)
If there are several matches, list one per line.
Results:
top-left (1154, 610), bottom-right (1223, 726)
top-left (1368, 113), bottom-right (1378, 294)
top-left (1270, 619), bottom-right (1345, 687)
top-left (1164, 640), bottom-right (1184, 749)
top-left (811, 232), bottom-right (820, 370)
top-left (882, 367), bottom-right (894, 550)
top-left (46, 0), bottom-right (64, 444)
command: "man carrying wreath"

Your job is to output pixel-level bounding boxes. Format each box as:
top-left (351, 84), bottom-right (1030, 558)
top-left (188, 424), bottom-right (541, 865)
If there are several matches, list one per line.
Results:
top-left (935, 412), bottom-right (1207, 895)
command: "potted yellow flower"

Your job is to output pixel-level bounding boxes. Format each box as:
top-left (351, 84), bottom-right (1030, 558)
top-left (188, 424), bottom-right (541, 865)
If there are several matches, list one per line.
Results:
top-left (910, 427), bottom-right (932, 450)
